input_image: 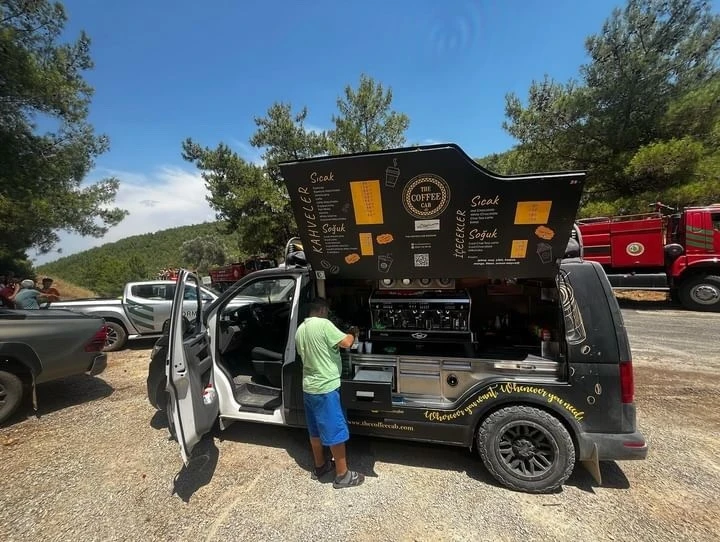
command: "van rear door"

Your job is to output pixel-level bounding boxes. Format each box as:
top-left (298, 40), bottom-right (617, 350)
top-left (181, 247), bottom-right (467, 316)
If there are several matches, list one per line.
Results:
top-left (559, 260), bottom-right (636, 434)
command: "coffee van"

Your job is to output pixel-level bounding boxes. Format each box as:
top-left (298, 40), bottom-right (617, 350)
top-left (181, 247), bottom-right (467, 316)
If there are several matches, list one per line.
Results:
top-left (163, 143), bottom-right (647, 493)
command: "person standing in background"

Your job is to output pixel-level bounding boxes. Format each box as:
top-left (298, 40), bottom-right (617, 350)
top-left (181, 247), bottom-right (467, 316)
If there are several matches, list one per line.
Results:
top-left (40, 277), bottom-right (61, 301)
top-left (11, 279), bottom-right (51, 309)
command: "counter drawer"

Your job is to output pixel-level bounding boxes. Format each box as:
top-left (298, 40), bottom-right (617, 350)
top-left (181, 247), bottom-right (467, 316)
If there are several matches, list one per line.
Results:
top-left (340, 379), bottom-right (392, 411)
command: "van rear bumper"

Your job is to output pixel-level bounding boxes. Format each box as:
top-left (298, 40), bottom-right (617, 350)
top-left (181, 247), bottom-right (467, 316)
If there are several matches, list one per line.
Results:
top-left (578, 430), bottom-right (648, 461)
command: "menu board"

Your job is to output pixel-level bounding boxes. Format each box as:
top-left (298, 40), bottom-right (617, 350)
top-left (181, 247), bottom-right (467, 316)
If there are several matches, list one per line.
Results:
top-left (279, 144), bottom-right (586, 281)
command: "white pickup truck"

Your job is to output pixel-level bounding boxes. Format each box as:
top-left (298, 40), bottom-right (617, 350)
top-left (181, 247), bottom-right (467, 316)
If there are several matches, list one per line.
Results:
top-left (50, 280), bottom-right (219, 351)
top-left (51, 278), bottom-right (297, 351)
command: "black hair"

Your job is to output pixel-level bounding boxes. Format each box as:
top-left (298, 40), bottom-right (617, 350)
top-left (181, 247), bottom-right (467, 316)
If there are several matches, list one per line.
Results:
top-left (308, 297), bottom-right (329, 316)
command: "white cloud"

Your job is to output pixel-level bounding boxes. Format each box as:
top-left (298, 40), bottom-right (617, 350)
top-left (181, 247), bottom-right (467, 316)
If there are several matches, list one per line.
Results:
top-left (33, 166), bottom-right (217, 265)
top-left (421, 138), bottom-right (443, 145)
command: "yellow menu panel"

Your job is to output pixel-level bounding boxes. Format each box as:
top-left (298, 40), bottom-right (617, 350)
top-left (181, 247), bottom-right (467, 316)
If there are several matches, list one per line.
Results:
top-left (511, 239), bottom-right (528, 259)
top-left (350, 180), bottom-right (384, 225)
top-left (359, 232), bottom-right (374, 256)
top-left (514, 201), bottom-right (552, 225)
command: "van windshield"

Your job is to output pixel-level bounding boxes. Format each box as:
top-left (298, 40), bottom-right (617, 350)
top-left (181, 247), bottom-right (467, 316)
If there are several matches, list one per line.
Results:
top-left (236, 278), bottom-right (296, 303)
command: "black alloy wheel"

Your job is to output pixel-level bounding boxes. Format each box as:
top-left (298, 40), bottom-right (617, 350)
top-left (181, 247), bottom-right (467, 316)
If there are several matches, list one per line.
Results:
top-left (497, 421), bottom-right (556, 479)
top-left (477, 405), bottom-right (575, 493)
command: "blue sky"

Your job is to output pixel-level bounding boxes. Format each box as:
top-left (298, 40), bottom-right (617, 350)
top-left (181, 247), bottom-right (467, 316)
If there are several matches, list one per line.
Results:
top-left (39, 0), bottom-right (624, 264)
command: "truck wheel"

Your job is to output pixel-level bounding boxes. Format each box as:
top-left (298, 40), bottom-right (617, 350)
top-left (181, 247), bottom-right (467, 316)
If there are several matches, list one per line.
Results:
top-left (477, 406), bottom-right (575, 493)
top-left (103, 321), bottom-right (128, 352)
top-left (0, 371), bottom-right (24, 425)
top-left (678, 275), bottom-right (720, 312)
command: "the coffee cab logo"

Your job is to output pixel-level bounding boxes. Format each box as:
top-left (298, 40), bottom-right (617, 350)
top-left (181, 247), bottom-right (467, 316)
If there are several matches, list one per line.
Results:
top-left (626, 242), bottom-right (645, 256)
top-left (402, 173), bottom-right (451, 219)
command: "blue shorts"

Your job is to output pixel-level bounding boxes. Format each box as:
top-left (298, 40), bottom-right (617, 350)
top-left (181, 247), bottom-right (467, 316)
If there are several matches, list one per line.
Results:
top-left (303, 389), bottom-right (349, 446)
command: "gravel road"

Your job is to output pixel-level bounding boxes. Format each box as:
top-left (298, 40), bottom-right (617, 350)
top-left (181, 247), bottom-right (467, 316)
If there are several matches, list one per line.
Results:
top-left (1, 300), bottom-right (719, 542)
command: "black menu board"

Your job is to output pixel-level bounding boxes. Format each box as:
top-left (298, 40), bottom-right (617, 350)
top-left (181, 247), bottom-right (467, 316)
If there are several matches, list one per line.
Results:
top-left (279, 144), bottom-right (586, 281)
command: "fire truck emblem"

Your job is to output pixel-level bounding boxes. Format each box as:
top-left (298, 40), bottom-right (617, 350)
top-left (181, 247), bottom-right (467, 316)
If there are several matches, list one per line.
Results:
top-left (626, 242), bottom-right (645, 256)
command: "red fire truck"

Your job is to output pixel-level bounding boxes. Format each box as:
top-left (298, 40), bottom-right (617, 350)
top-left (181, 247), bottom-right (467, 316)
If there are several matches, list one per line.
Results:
top-left (208, 256), bottom-right (278, 291)
top-left (575, 202), bottom-right (720, 311)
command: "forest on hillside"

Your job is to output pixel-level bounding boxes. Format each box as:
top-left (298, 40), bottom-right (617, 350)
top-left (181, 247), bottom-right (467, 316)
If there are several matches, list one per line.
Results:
top-left (36, 222), bottom-right (238, 296)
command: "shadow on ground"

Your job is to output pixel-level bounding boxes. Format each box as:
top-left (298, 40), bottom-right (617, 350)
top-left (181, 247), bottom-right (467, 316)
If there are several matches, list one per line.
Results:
top-left (616, 297), bottom-right (683, 312)
top-left (212, 420), bottom-right (630, 494)
top-left (2, 375), bottom-right (114, 428)
top-left (125, 338), bottom-right (160, 351)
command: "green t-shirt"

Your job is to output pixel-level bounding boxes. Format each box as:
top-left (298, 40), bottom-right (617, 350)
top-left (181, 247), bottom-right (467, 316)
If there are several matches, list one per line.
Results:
top-left (295, 316), bottom-right (348, 394)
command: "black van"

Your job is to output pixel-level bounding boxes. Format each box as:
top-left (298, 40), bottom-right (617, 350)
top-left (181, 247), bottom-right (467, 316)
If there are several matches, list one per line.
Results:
top-left (161, 144), bottom-right (647, 494)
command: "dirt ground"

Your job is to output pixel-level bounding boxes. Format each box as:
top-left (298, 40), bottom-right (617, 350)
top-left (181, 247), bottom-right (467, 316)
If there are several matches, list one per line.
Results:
top-left (1, 302), bottom-right (719, 542)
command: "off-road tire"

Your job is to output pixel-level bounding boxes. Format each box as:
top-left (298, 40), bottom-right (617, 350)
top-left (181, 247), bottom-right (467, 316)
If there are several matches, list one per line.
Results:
top-left (678, 275), bottom-right (720, 312)
top-left (103, 321), bottom-right (128, 352)
top-left (477, 406), bottom-right (575, 494)
top-left (0, 371), bottom-right (24, 425)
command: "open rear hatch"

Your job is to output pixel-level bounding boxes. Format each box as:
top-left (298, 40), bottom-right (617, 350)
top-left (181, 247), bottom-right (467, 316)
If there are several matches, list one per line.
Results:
top-left (279, 143), bottom-right (586, 280)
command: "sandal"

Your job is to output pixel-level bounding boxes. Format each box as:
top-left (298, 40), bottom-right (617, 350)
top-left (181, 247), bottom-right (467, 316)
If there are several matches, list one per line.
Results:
top-left (333, 470), bottom-right (365, 489)
top-left (312, 459), bottom-right (335, 480)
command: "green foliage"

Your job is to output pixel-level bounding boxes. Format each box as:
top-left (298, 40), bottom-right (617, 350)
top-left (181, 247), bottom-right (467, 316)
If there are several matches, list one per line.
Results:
top-left (329, 74), bottom-right (411, 153)
top-left (37, 222), bottom-right (237, 296)
top-left (182, 75), bottom-right (410, 257)
top-left (181, 139), bottom-right (296, 258)
top-left (485, 0), bottom-right (720, 214)
top-left (0, 0), bottom-right (126, 266)
top-left (624, 137), bottom-right (705, 188)
top-left (180, 235), bottom-right (228, 274)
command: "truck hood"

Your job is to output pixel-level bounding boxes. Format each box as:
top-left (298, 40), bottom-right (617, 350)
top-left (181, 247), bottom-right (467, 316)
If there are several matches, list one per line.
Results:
top-left (278, 143), bottom-right (586, 280)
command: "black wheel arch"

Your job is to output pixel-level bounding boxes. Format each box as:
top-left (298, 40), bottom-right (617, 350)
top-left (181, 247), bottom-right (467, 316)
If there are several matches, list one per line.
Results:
top-left (0, 343), bottom-right (42, 381)
top-left (675, 266), bottom-right (720, 285)
top-left (464, 396), bottom-right (583, 459)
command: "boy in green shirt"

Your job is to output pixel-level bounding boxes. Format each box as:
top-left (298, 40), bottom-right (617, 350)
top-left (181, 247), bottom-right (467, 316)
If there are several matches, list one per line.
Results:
top-left (295, 298), bottom-right (365, 488)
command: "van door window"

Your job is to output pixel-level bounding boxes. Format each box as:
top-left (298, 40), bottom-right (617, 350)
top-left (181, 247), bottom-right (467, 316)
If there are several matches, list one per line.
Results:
top-left (184, 285), bottom-right (214, 302)
top-left (238, 278), bottom-right (296, 303)
top-left (217, 277), bottom-right (297, 368)
top-left (557, 271), bottom-right (587, 345)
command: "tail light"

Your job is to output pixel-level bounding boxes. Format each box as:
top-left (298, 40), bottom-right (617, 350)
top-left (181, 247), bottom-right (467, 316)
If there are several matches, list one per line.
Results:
top-left (619, 360), bottom-right (634, 403)
top-left (85, 325), bottom-right (109, 352)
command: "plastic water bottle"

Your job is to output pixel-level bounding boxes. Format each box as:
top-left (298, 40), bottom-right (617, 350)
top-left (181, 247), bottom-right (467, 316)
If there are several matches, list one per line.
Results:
top-left (202, 385), bottom-right (216, 405)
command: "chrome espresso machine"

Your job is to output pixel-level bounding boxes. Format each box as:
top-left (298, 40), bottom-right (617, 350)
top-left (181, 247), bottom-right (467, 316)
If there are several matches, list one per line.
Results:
top-left (368, 278), bottom-right (475, 355)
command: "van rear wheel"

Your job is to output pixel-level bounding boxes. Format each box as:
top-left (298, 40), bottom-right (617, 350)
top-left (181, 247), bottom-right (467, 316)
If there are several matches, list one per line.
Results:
top-left (477, 406), bottom-right (575, 493)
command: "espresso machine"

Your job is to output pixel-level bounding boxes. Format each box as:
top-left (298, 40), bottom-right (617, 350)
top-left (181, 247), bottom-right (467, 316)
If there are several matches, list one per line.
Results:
top-left (368, 278), bottom-right (474, 349)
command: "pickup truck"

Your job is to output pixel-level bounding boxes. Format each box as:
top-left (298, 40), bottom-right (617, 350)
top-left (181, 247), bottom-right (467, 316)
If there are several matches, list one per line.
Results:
top-left (0, 308), bottom-right (108, 424)
top-left (51, 280), bottom-right (219, 351)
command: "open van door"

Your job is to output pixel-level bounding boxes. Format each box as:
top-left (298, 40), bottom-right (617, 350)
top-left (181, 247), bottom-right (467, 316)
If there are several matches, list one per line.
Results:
top-left (166, 269), bottom-right (218, 465)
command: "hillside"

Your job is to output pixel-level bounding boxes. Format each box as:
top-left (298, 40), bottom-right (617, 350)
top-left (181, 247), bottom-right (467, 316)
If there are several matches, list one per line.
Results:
top-left (37, 222), bottom-right (238, 296)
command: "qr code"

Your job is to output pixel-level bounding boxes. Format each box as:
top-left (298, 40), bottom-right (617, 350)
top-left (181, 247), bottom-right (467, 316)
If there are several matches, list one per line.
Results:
top-left (413, 253), bottom-right (430, 267)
